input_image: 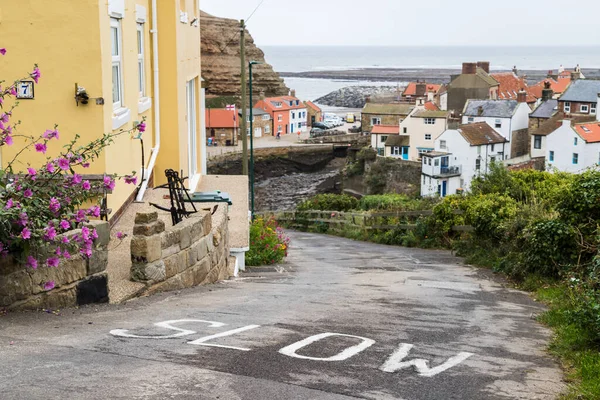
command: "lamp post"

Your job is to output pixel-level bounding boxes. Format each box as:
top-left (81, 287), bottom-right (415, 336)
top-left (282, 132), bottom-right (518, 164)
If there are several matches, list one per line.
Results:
top-left (249, 61), bottom-right (262, 220)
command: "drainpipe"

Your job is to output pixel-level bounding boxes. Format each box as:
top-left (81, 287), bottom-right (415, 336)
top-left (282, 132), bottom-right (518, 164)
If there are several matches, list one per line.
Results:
top-left (136, 0), bottom-right (160, 202)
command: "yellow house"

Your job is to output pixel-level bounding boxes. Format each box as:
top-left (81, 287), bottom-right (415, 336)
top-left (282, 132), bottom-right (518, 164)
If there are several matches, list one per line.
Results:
top-left (0, 0), bottom-right (206, 221)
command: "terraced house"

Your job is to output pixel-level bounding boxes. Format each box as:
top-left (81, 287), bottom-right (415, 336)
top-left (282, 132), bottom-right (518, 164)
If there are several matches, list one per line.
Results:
top-left (0, 0), bottom-right (206, 221)
top-left (254, 91), bottom-right (307, 135)
top-left (360, 103), bottom-right (414, 133)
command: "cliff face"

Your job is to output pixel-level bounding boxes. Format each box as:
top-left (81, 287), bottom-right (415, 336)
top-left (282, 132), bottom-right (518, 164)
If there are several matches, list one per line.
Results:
top-left (201, 11), bottom-right (289, 97)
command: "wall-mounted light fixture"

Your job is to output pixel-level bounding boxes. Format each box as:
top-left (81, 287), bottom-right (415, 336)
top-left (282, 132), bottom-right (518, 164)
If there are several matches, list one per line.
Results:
top-left (75, 83), bottom-right (104, 106)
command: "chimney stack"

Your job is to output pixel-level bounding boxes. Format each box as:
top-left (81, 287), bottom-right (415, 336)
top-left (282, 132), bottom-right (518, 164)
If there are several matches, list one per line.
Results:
top-left (365, 95), bottom-right (371, 103)
top-left (290, 89), bottom-right (296, 98)
top-left (415, 82), bottom-right (427, 97)
top-left (476, 61), bottom-right (490, 74)
top-left (571, 72), bottom-right (581, 81)
top-left (512, 65), bottom-right (518, 75)
top-left (517, 89), bottom-right (527, 103)
top-left (477, 106), bottom-right (484, 116)
top-left (462, 62), bottom-right (477, 75)
top-left (542, 81), bottom-right (554, 101)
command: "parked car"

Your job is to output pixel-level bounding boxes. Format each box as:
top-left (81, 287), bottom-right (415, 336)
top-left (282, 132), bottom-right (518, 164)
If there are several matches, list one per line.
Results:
top-left (324, 118), bottom-right (342, 127)
top-left (312, 122), bottom-right (330, 130)
top-left (345, 113), bottom-right (355, 123)
top-left (310, 127), bottom-right (324, 137)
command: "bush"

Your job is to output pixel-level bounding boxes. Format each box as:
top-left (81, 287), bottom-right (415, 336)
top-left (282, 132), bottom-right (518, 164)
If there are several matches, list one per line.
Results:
top-left (246, 218), bottom-right (290, 267)
top-left (297, 194), bottom-right (359, 212)
top-left (359, 194), bottom-right (422, 211)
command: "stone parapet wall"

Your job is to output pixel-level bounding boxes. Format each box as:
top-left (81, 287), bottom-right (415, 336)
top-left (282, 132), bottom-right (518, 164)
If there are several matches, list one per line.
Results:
top-left (0, 221), bottom-right (110, 311)
top-left (130, 210), bottom-right (231, 296)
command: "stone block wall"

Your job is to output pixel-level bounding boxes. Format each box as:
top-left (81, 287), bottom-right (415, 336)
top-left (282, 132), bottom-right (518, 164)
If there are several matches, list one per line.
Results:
top-left (0, 221), bottom-right (110, 311)
top-left (511, 128), bottom-right (531, 158)
top-left (130, 210), bottom-right (231, 295)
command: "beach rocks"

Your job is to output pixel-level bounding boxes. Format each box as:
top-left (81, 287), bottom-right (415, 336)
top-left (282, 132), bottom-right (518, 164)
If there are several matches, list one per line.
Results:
top-left (315, 86), bottom-right (398, 108)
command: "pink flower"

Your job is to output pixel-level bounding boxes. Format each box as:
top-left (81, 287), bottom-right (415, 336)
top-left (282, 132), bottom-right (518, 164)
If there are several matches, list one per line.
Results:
top-left (124, 175), bottom-right (137, 185)
top-left (61, 236), bottom-right (70, 244)
top-left (63, 251), bottom-right (71, 260)
top-left (59, 220), bottom-right (70, 230)
top-left (27, 167), bottom-right (37, 177)
top-left (137, 122), bottom-right (146, 133)
top-left (9, 86), bottom-right (17, 96)
top-left (18, 213), bottom-right (28, 227)
top-left (81, 226), bottom-right (90, 241)
top-left (116, 231), bottom-right (125, 240)
top-left (82, 162), bottom-right (90, 168)
top-left (35, 143), bottom-right (47, 154)
top-left (55, 248), bottom-right (62, 257)
top-left (44, 226), bottom-right (57, 241)
top-left (4, 135), bottom-right (13, 146)
top-left (82, 180), bottom-right (91, 190)
top-left (103, 176), bottom-right (115, 190)
top-left (91, 229), bottom-right (98, 240)
top-left (43, 281), bottom-right (56, 291)
top-left (0, 48), bottom-right (6, 56)
top-left (49, 197), bottom-right (61, 213)
top-left (57, 157), bottom-right (70, 171)
top-left (5, 199), bottom-right (13, 209)
top-left (26, 256), bottom-right (38, 269)
top-left (0, 113), bottom-right (9, 123)
top-left (88, 206), bottom-right (100, 218)
top-left (42, 129), bottom-right (59, 140)
top-left (72, 174), bottom-right (82, 184)
top-left (46, 163), bottom-right (55, 173)
top-left (75, 209), bottom-right (87, 223)
top-left (20, 227), bottom-right (31, 239)
top-left (31, 67), bottom-right (41, 84)
top-left (23, 188), bottom-right (33, 198)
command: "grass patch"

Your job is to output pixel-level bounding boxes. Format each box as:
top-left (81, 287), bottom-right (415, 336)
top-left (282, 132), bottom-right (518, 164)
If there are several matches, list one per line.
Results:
top-left (533, 284), bottom-right (600, 399)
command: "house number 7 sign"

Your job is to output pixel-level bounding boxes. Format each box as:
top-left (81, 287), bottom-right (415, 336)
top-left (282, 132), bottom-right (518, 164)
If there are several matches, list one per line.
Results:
top-left (17, 81), bottom-right (35, 99)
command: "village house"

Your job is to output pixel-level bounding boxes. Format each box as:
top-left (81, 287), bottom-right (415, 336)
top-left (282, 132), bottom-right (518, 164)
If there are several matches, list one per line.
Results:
top-left (399, 107), bottom-right (450, 160)
top-left (445, 62), bottom-right (499, 115)
top-left (545, 116), bottom-right (600, 173)
top-left (384, 135), bottom-right (411, 159)
top-left (421, 122), bottom-right (507, 197)
top-left (239, 108), bottom-right (271, 138)
top-left (462, 95), bottom-right (531, 158)
top-left (557, 80), bottom-right (600, 116)
top-left (305, 101), bottom-right (322, 127)
top-left (529, 82), bottom-right (559, 130)
top-left (0, 0), bottom-right (207, 218)
top-left (401, 82), bottom-right (441, 103)
top-left (205, 108), bottom-right (238, 146)
top-left (361, 103), bottom-right (414, 133)
top-left (370, 125), bottom-right (399, 155)
top-left (254, 90), bottom-right (307, 135)
top-left (490, 69), bottom-right (537, 106)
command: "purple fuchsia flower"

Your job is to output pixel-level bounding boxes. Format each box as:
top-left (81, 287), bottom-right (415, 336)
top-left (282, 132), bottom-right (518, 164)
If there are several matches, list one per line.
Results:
top-left (35, 143), bottom-right (47, 154)
top-left (5, 198), bottom-right (13, 209)
top-left (103, 176), bottom-right (115, 190)
top-left (0, 48), bottom-right (6, 56)
top-left (44, 226), bottom-right (57, 241)
top-left (27, 167), bottom-right (37, 177)
top-left (31, 67), bottom-right (41, 83)
top-left (43, 281), bottom-right (56, 291)
top-left (18, 213), bottom-right (28, 227)
top-left (72, 174), bottom-right (82, 184)
top-left (82, 180), bottom-right (91, 190)
top-left (42, 129), bottom-right (59, 140)
top-left (23, 188), bottom-right (33, 199)
top-left (124, 175), bottom-right (137, 185)
top-left (46, 163), bottom-right (55, 173)
top-left (75, 209), bottom-right (87, 223)
top-left (9, 86), bottom-right (17, 96)
top-left (63, 251), bottom-right (71, 260)
top-left (26, 256), bottom-right (38, 269)
top-left (116, 231), bottom-right (126, 240)
top-left (0, 113), bottom-right (9, 123)
top-left (61, 236), bottom-right (70, 244)
top-left (137, 122), bottom-right (146, 133)
top-left (4, 135), bottom-right (13, 146)
top-left (88, 206), bottom-right (100, 218)
top-left (57, 157), bottom-right (70, 171)
top-left (49, 197), bottom-right (61, 213)
top-left (59, 220), bottom-right (70, 230)
top-left (20, 227), bottom-right (31, 240)
top-left (47, 257), bottom-right (59, 267)
top-left (91, 229), bottom-right (98, 240)
top-left (82, 162), bottom-right (90, 168)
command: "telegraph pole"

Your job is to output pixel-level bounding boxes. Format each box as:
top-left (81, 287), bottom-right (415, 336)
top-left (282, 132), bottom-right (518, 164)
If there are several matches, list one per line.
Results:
top-left (240, 20), bottom-right (248, 175)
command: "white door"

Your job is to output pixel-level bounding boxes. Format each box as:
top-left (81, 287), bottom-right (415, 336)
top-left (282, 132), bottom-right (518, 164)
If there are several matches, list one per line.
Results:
top-left (254, 127), bottom-right (262, 138)
top-left (186, 79), bottom-right (197, 177)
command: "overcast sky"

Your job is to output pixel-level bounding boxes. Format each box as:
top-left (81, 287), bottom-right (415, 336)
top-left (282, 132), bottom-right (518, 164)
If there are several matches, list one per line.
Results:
top-left (201, 0), bottom-right (600, 47)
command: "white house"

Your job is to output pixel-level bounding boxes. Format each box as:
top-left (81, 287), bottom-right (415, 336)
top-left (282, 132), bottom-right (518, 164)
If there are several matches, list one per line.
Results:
top-left (462, 95), bottom-right (530, 159)
top-left (370, 125), bottom-right (399, 156)
top-left (546, 118), bottom-right (600, 173)
top-left (421, 122), bottom-right (508, 197)
top-left (399, 107), bottom-right (449, 160)
top-left (384, 135), bottom-right (411, 159)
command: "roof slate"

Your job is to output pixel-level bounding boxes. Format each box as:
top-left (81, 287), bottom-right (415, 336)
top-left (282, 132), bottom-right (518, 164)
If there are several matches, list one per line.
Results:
top-left (238, 108), bottom-right (268, 116)
top-left (532, 112), bottom-right (597, 136)
top-left (403, 82), bottom-right (441, 96)
top-left (530, 100), bottom-right (558, 119)
top-left (458, 122), bottom-right (507, 146)
top-left (385, 135), bottom-right (410, 147)
top-left (559, 79), bottom-right (600, 103)
top-left (362, 103), bottom-right (414, 115)
top-left (463, 99), bottom-right (520, 118)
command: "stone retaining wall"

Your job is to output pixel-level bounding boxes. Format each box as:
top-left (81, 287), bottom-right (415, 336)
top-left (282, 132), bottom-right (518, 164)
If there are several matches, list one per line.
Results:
top-left (0, 221), bottom-right (110, 311)
top-left (130, 210), bottom-right (231, 295)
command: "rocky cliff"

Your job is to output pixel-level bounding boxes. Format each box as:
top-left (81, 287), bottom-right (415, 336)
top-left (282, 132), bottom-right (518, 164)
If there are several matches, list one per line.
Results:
top-left (201, 11), bottom-right (289, 97)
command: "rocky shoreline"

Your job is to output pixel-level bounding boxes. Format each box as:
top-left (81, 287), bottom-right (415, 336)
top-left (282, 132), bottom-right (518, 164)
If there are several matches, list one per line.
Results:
top-left (315, 86), bottom-right (399, 108)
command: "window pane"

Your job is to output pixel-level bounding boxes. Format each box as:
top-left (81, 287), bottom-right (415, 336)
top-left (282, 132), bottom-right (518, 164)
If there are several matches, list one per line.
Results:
top-left (137, 30), bottom-right (142, 55)
top-left (138, 61), bottom-right (144, 94)
top-left (111, 27), bottom-right (119, 56)
top-left (112, 65), bottom-right (120, 104)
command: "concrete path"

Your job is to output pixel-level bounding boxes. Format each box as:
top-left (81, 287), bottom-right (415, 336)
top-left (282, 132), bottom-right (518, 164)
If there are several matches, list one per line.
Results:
top-left (0, 232), bottom-right (563, 399)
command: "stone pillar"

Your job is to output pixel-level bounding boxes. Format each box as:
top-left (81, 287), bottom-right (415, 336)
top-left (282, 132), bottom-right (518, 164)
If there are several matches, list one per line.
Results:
top-left (130, 212), bottom-right (166, 282)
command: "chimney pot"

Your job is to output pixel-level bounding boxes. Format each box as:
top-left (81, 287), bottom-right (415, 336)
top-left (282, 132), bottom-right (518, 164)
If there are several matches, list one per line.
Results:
top-left (462, 62), bottom-right (477, 75)
top-left (290, 89), bottom-right (296, 98)
top-left (477, 105), bottom-right (484, 116)
top-left (517, 90), bottom-right (527, 103)
top-left (476, 61), bottom-right (490, 74)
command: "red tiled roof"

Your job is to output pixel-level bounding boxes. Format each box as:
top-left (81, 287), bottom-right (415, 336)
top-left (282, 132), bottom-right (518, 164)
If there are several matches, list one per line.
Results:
top-left (205, 108), bottom-right (237, 128)
top-left (490, 72), bottom-right (536, 103)
top-left (305, 101), bottom-right (321, 112)
top-left (574, 123), bottom-right (600, 143)
top-left (263, 96), bottom-right (306, 112)
top-left (424, 101), bottom-right (439, 111)
top-left (371, 125), bottom-right (399, 135)
top-left (530, 77), bottom-right (571, 97)
top-left (402, 82), bottom-right (441, 96)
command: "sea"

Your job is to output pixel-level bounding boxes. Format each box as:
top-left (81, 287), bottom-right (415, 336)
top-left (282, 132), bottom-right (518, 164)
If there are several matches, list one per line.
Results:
top-left (261, 45), bottom-right (600, 103)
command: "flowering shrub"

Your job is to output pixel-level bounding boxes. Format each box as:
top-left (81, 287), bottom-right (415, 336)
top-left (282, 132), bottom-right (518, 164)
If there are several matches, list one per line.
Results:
top-left (246, 218), bottom-right (290, 266)
top-left (0, 48), bottom-right (142, 289)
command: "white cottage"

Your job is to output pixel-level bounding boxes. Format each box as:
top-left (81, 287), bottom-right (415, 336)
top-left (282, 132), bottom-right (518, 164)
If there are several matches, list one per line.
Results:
top-left (421, 122), bottom-right (508, 197)
top-left (370, 125), bottom-right (399, 156)
top-left (462, 95), bottom-right (531, 158)
top-left (546, 119), bottom-right (600, 173)
top-left (399, 107), bottom-right (449, 160)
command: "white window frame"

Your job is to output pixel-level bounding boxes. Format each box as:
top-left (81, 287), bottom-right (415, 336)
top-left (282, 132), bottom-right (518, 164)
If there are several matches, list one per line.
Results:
top-left (592, 104), bottom-right (597, 115)
top-left (534, 135), bottom-right (542, 149)
top-left (581, 104), bottom-right (589, 113)
top-left (440, 140), bottom-right (447, 149)
top-left (424, 118), bottom-right (435, 125)
top-left (278, 114), bottom-right (283, 122)
top-left (277, 125), bottom-right (282, 133)
top-left (564, 102), bottom-right (571, 113)
top-left (262, 114), bottom-right (270, 121)
top-left (392, 146), bottom-right (400, 156)
top-left (425, 134), bottom-right (432, 140)
top-left (137, 23), bottom-right (146, 98)
top-left (494, 119), bottom-right (502, 128)
top-left (372, 117), bottom-right (381, 125)
top-left (111, 18), bottom-right (124, 111)
top-left (468, 117), bottom-right (474, 123)
top-left (265, 125), bottom-right (271, 134)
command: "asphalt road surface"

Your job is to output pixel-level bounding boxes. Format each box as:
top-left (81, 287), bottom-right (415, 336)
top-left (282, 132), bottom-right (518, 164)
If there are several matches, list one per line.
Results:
top-left (0, 232), bottom-right (564, 399)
